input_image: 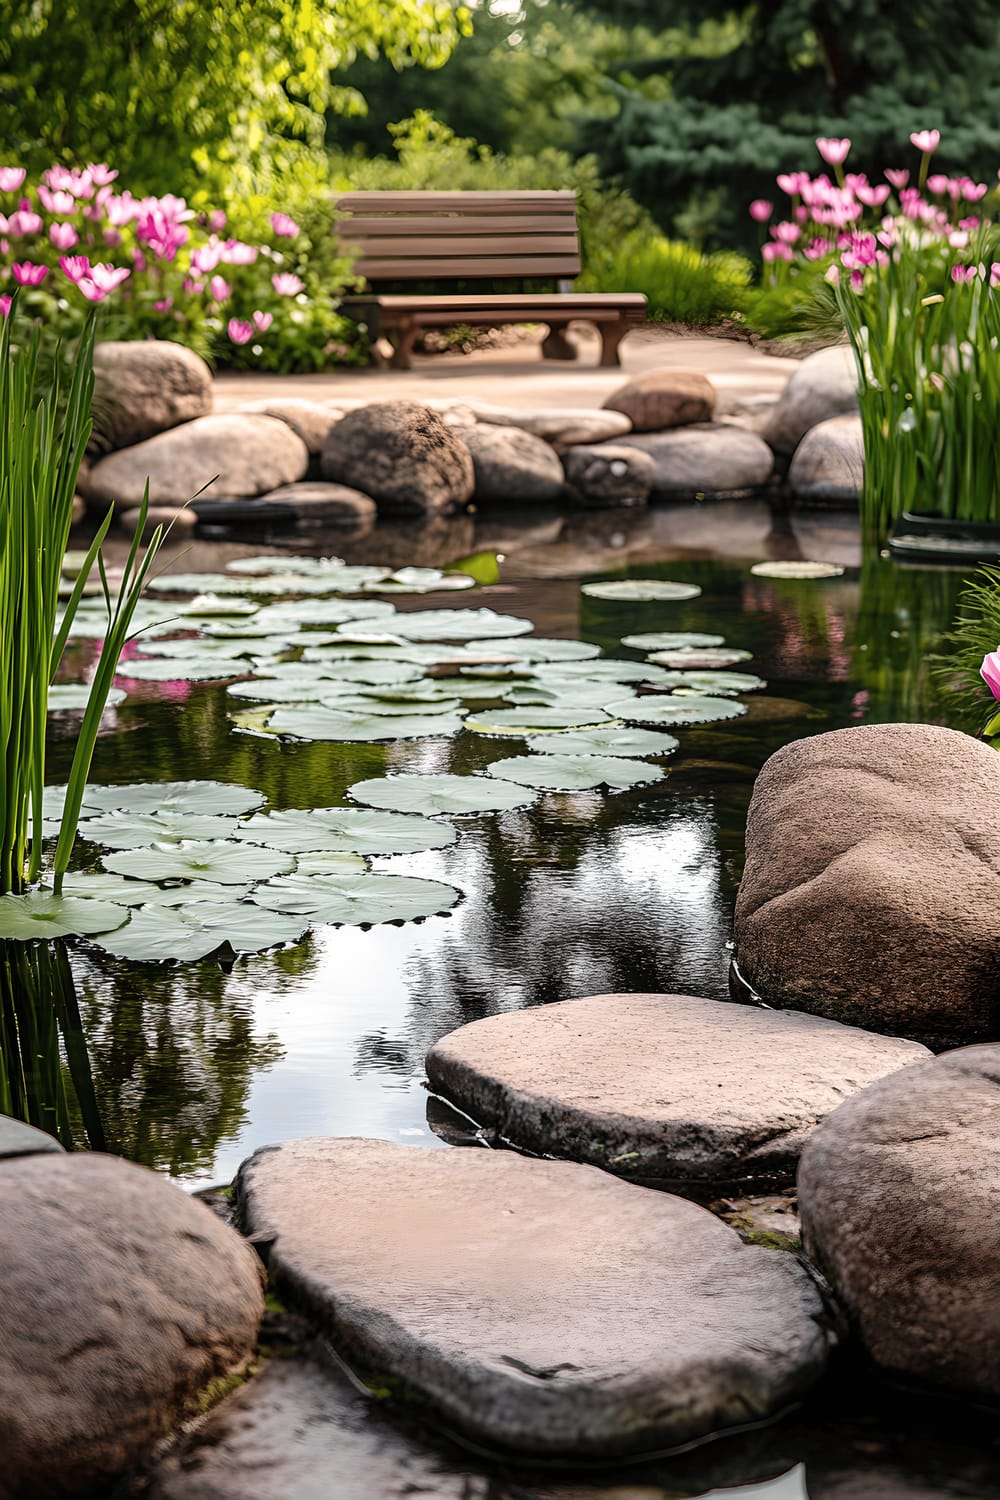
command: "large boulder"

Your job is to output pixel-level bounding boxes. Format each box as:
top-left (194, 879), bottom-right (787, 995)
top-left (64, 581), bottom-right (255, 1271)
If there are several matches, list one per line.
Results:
top-left (0, 1151), bottom-right (262, 1496)
top-left (85, 414), bottom-right (309, 508)
top-left (788, 415), bottom-right (864, 506)
top-left (321, 402), bottom-right (474, 516)
top-left (425, 993), bottom-right (930, 1190)
top-left (763, 346), bottom-right (858, 455)
top-left (798, 1044), bottom-right (1000, 1400)
top-left (235, 399), bottom-right (343, 454)
top-left (0, 1113), bottom-right (64, 1159)
top-left (238, 1137), bottom-right (837, 1457)
top-left (562, 443), bottom-right (656, 509)
top-left (461, 423), bottom-right (566, 503)
top-left (602, 370), bottom-right (716, 431)
top-left (734, 723), bottom-right (1000, 1041)
top-left (92, 340), bottom-right (213, 451)
top-left (621, 425), bottom-right (774, 498)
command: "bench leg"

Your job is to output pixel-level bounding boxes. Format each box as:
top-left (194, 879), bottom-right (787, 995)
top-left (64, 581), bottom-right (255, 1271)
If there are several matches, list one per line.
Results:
top-left (541, 324), bottom-right (578, 361)
top-left (598, 320), bottom-right (627, 368)
top-left (389, 321), bottom-right (420, 371)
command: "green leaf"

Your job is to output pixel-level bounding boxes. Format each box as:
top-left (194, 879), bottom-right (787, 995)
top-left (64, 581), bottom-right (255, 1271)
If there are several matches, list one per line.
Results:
top-left (78, 811), bottom-right (241, 848)
top-left (531, 660), bottom-right (675, 683)
top-left (48, 685), bottom-right (127, 712)
top-left (621, 632), bottom-right (724, 651)
top-left (581, 579), bottom-right (702, 601)
top-left (648, 671), bottom-right (766, 695)
top-left (342, 608), bottom-right (534, 641)
top-left (464, 706), bottom-right (614, 735)
top-left (81, 781), bottom-right (266, 816)
top-left (749, 561), bottom-right (845, 578)
top-left (647, 648), bottom-right (753, 668)
top-left (316, 692), bottom-right (462, 717)
top-left (251, 871), bottom-right (460, 925)
top-left (444, 549), bottom-right (500, 585)
top-left (604, 696), bottom-right (747, 726)
top-left (91, 903), bottom-right (309, 961)
top-left (268, 706), bottom-right (465, 741)
top-left (236, 807), bottom-right (457, 854)
top-left (486, 753), bottom-right (666, 791)
top-left (103, 840), bottom-right (295, 883)
top-left (523, 726), bottom-right (680, 758)
top-left (117, 657), bottom-right (249, 682)
top-left (57, 873), bottom-right (164, 904)
top-left (225, 554), bottom-right (356, 576)
top-left (0, 893), bottom-right (129, 939)
top-left (469, 636), bottom-right (600, 661)
top-left (347, 773), bottom-right (535, 816)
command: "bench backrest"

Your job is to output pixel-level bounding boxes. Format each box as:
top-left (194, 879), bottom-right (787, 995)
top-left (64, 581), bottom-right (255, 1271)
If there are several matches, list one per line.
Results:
top-left (332, 190), bottom-right (581, 284)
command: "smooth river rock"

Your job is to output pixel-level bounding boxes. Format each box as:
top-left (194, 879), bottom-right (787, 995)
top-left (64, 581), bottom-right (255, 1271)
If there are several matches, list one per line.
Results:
top-left (734, 723), bottom-right (1000, 1040)
top-left (92, 339), bottom-right (213, 451)
top-left (0, 1152), bottom-right (262, 1497)
top-left (562, 443), bottom-right (656, 509)
top-left (622, 425), bottom-right (774, 498)
top-left (255, 481), bottom-right (377, 527)
top-left (86, 414), bottom-right (309, 507)
top-left (0, 1112), bottom-right (64, 1159)
top-left (468, 403), bottom-right (634, 448)
top-left (238, 1137), bottom-right (837, 1457)
top-left (321, 402), bottom-right (475, 515)
top-left (461, 423), bottom-right (566, 503)
top-left (235, 398), bottom-right (344, 454)
top-left (798, 1044), bottom-right (1000, 1400)
top-left (425, 993), bottom-right (930, 1189)
top-left (602, 369), bottom-right (716, 431)
top-left (787, 415), bottom-right (863, 505)
top-left (763, 346), bottom-right (858, 455)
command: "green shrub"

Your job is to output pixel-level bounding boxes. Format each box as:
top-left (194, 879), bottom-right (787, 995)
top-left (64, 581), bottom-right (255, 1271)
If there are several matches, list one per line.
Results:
top-left (579, 229), bottom-right (753, 324)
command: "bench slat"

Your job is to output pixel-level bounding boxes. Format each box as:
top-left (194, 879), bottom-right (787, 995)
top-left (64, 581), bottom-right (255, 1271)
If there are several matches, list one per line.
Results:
top-left (344, 294), bottom-right (647, 309)
top-left (352, 235), bottom-right (580, 258)
top-left (334, 191), bottom-right (576, 212)
top-left (356, 255), bottom-right (582, 278)
top-left (338, 215), bottom-right (577, 237)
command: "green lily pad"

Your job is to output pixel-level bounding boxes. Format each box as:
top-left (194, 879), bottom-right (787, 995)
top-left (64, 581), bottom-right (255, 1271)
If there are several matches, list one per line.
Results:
top-left (604, 696), bottom-right (747, 726)
top-left (103, 840), bottom-right (295, 883)
top-left (417, 676), bottom-right (507, 703)
top-left (178, 594), bottom-right (259, 616)
top-left (486, 754), bottom-right (665, 791)
top-left (80, 781), bottom-right (266, 817)
top-left (749, 561), bottom-right (845, 579)
top-left (464, 706), bottom-right (614, 735)
top-left (268, 707), bottom-right (465, 741)
top-left (316, 692), bottom-right (463, 718)
top-left (146, 572), bottom-right (246, 594)
top-left (153, 881), bottom-right (255, 904)
top-left (531, 660), bottom-right (674, 683)
top-left (57, 873), bottom-right (164, 904)
top-left (48, 685), bottom-right (127, 712)
top-left (523, 726), bottom-right (680, 759)
top-left (647, 648), bottom-right (753, 669)
top-left (470, 637), bottom-right (600, 662)
top-left (226, 555), bottom-right (352, 576)
top-left (252, 599), bottom-right (397, 628)
top-left (250, 871), bottom-right (460, 925)
top-left (129, 636), bottom-right (263, 660)
top-left (501, 682), bottom-right (638, 710)
top-left (621, 632), bottom-right (725, 651)
top-left (581, 579), bottom-right (702, 602)
top-left (91, 902), bottom-right (309, 962)
top-left (349, 608), bottom-right (534, 641)
top-left (652, 671), bottom-right (766, 695)
top-left (347, 774), bottom-right (535, 816)
top-left (308, 660), bottom-right (427, 686)
top-left (236, 807), bottom-right (457, 855)
top-left (117, 657), bottom-right (248, 682)
top-left (292, 852), bottom-right (369, 875)
top-left (0, 893), bottom-right (129, 939)
top-left (78, 811), bottom-right (241, 848)
top-left (363, 568), bottom-right (476, 594)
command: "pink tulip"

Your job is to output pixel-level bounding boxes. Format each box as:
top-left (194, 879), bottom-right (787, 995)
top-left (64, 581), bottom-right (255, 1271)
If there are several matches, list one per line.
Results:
top-left (154, 297), bottom-right (173, 312)
top-left (105, 192), bottom-right (140, 227)
top-left (961, 181), bottom-right (988, 202)
top-left (951, 265), bottom-right (977, 283)
top-left (776, 172), bottom-right (810, 196)
top-left (772, 221), bottom-right (801, 244)
top-left (77, 279), bottom-right (108, 303)
top-left (271, 272), bottom-right (304, 295)
top-left (0, 295), bottom-right (11, 317)
top-left (0, 167), bottom-right (26, 192)
top-left (103, 227), bottom-right (122, 247)
top-left (981, 651), bottom-right (1000, 699)
top-left (191, 241), bottom-right (224, 274)
top-left (183, 277), bottom-right (205, 295)
top-left (959, 217), bottom-right (980, 231)
top-left (132, 249), bottom-right (147, 273)
top-left (49, 221), bottom-right (78, 250)
top-left (209, 209), bottom-right (227, 232)
top-left (803, 237), bottom-right (831, 260)
top-left (749, 199), bottom-right (773, 221)
top-left (884, 169), bottom-right (909, 189)
top-left (816, 138), bottom-right (851, 167)
top-left (227, 318), bottom-right (254, 344)
top-left (856, 184), bottom-right (890, 208)
top-left (209, 275), bottom-right (231, 302)
top-left (948, 230), bottom-right (970, 249)
top-left (38, 186), bottom-right (74, 215)
top-left (761, 241), bottom-right (792, 262)
top-left (910, 130), bottom-right (940, 154)
top-left (7, 205), bottom-right (43, 236)
top-left (88, 262), bottom-right (130, 293)
top-left (221, 239), bottom-right (257, 265)
top-left (12, 262), bottom-right (47, 286)
top-left (87, 163), bottom-right (118, 187)
top-left (252, 309), bottom-right (272, 331)
top-left (59, 254), bottom-right (90, 283)
top-left (270, 212), bottom-right (299, 238)
top-left (991, 264), bottom-right (1000, 288)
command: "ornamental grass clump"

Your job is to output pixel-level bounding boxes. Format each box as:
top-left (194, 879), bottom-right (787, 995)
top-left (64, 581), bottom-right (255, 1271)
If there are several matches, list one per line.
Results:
top-left (751, 132), bottom-right (1000, 540)
top-left (0, 299), bottom-right (164, 896)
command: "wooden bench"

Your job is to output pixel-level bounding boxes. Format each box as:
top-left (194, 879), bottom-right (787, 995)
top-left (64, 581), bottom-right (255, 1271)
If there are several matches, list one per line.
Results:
top-left (333, 190), bottom-right (646, 370)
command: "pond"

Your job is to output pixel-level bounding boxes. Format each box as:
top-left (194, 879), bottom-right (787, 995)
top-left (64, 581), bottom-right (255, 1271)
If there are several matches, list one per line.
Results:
top-left (32, 498), bottom-right (997, 1498)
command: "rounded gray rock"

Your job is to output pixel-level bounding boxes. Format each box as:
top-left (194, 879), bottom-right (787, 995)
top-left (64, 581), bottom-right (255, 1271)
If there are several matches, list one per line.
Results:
top-left (86, 414), bottom-right (309, 508)
top-left (734, 723), bottom-right (1000, 1040)
top-left (562, 443), bottom-right (656, 509)
top-left (92, 339), bottom-right (213, 451)
top-left (425, 993), bottom-right (930, 1189)
top-left (461, 423), bottom-right (566, 503)
top-left (238, 1137), bottom-right (837, 1457)
top-left (798, 1044), bottom-right (1000, 1399)
top-left (468, 403), bottom-right (633, 448)
top-left (602, 369), bottom-right (716, 431)
top-left (621, 425), bottom-right (774, 497)
top-left (321, 402), bottom-right (474, 515)
top-left (235, 399), bottom-right (343, 454)
top-left (763, 346), bottom-right (858, 456)
top-left (788, 415), bottom-right (863, 505)
top-left (0, 1152), bottom-right (263, 1495)
top-left (257, 481), bottom-right (377, 527)
top-left (0, 1113), bottom-right (64, 1159)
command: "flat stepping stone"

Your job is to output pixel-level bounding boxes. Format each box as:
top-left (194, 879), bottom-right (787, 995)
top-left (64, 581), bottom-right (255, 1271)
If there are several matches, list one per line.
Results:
top-left (238, 1138), bottom-right (837, 1457)
top-left (425, 993), bottom-right (930, 1190)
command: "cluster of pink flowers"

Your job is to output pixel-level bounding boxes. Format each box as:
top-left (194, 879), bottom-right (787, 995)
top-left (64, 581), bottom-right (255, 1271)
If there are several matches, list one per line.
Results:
top-left (750, 132), bottom-right (999, 293)
top-left (0, 162), bottom-right (307, 348)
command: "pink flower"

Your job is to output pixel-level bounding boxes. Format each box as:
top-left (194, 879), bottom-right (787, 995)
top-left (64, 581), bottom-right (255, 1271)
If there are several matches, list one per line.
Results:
top-left (271, 272), bottom-right (303, 295)
top-left (949, 230), bottom-right (970, 249)
top-left (132, 249), bottom-right (146, 273)
top-left (761, 241), bottom-right (793, 262)
top-left (961, 181), bottom-right (988, 202)
top-left (105, 192), bottom-right (140, 227)
top-left (252, 309), bottom-right (272, 331)
top-left (991, 264), bottom-right (1000, 288)
top-left (103, 227), bottom-right (122, 248)
top-left (981, 651), bottom-right (1000, 699)
top-left (951, 265), bottom-right (977, 283)
top-left (191, 240), bottom-right (223, 274)
top-left (772, 220), bottom-right (800, 244)
top-left (227, 318), bottom-right (254, 344)
top-left (87, 163), bottom-right (118, 187)
top-left (856, 184), bottom-right (891, 208)
top-left (910, 130), bottom-right (941, 154)
top-left (209, 209), bottom-right (227, 233)
top-left (849, 269), bottom-right (865, 292)
top-left (49, 221), bottom-right (78, 249)
top-left (221, 238), bottom-right (257, 265)
top-left (885, 169), bottom-right (909, 189)
top-left (183, 277), bottom-right (205, 295)
top-left (59, 254), bottom-right (91, 283)
top-left (749, 199), bottom-right (773, 221)
top-left (136, 207), bottom-right (189, 261)
top-left (0, 167), bottom-right (26, 192)
top-left (0, 294), bottom-right (11, 317)
top-left (12, 261), bottom-right (47, 286)
top-left (270, 212), bottom-right (299, 238)
top-left (77, 279), bottom-right (108, 303)
top-left (7, 204), bottom-right (43, 236)
top-left (816, 137), bottom-right (851, 166)
top-left (38, 186), bottom-right (75, 214)
top-left (88, 262), bottom-right (131, 293)
top-left (209, 275), bottom-right (231, 302)
top-left (153, 297), bottom-right (173, 312)
top-left (824, 264), bottom-right (840, 285)
top-left (776, 172), bottom-right (810, 196)
top-left (803, 237), bottom-right (831, 260)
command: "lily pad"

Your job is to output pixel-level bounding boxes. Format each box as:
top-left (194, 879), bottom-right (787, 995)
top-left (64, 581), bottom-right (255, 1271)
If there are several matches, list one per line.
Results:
top-left (581, 579), bottom-right (702, 602)
top-left (250, 872), bottom-right (460, 925)
top-left (523, 726), bottom-right (680, 759)
top-left (80, 780), bottom-right (266, 817)
top-left (349, 608), bottom-right (534, 641)
top-left (236, 807), bottom-right (457, 855)
top-left (647, 648), bottom-right (753, 669)
top-left (116, 657), bottom-right (247, 683)
top-left (652, 671), bottom-right (766, 696)
top-left (102, 840), bottom-right (295, 883)
top-left (130, 636), bottom-right (263, 660)
top-left (292, 852), bottom-right (369, 875)
top-left (227, 677), bottom-right (346, 703)
top-left (146, 572), bottom-right (246, 594)
top-left (226, 554), bottom-right (350, 576)
top-left (749, 561), bottom-right (846, 579)
top-left (252, 599), bottom-right (397, 628)
top-left (419, 676), bottom-right (507, 703)
top-left (178, 593), bottom-right (259, 616)
top-left (464, 706), bottom-right (614, 735)
top-left (347, 774), bottom-right (535, 817)
top-left (471, 637), bottom-right (600, 662)
top-left (362, 568), bottom-right (476, 594)
top-left (531, 660), bottom-right (674, 683)
top-left (48, 685), bottom-right (127, 712)
top-left (78, 811), bottom-right (241, 848)
top-left (486, 754), bottom-right (665, 792)
top-left (0, 893), bottom-right (129, 940)
top-left (317, 693), bottom-right (463, 718)
top-left (604, 696), bottom-right (747, 726)
top-left (57, 873), bottom-right (164, 905)
top-left (621, 632), bottom-right (725, 651)
top-left (92, 902), bottom-right (309, 962)
top-left (152, 882), bottom-right (255, 904)
top-left (307, 659), bottom-right (427, 686)
top-left (268, 706), bottom-right (464, 742)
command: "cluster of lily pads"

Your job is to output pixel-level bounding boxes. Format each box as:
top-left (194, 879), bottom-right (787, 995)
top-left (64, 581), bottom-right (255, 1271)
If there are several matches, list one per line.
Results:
top-left (17, 556), bottom-right (771, 961)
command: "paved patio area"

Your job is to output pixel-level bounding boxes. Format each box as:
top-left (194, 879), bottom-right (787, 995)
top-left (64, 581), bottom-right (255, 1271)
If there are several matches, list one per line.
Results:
top-left (212, 327), bottom-right (800, 415)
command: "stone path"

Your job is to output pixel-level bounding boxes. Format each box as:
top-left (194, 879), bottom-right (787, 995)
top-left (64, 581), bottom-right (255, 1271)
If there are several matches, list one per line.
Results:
top-left (238, 1137), bottom-right (837, 1457)
top-left (425, 992), bottom-right (930, 1190)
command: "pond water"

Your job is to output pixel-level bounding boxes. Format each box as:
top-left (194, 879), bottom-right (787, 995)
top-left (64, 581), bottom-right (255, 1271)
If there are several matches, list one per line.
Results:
top-left (38, 499), bottom-right (998, 1498)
